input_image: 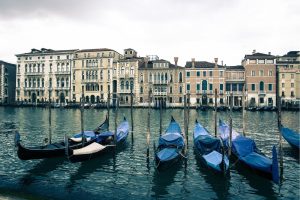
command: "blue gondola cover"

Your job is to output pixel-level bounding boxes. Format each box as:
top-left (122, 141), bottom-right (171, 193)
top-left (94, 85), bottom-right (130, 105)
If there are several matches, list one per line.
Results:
top-left (281, 127), bottom-right (300, 149)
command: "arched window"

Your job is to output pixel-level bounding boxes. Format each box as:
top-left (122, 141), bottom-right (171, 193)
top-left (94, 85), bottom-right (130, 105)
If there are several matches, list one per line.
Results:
top-left (202, 80), bottom-right (207, 91)
top-left (130, 67), bottom-right (134, 75)
top-left (49, 78), bottom-right (52, 88)
top-left (29, 64), bottom-right (32, 72)
top-left (179, 86), bottom-right (182, 93)
top-left (170, 73), bottom-right (173, 83)
top-left (42, 78), bottom-right (44, 87)
top-left (17, 78), bottom-right (20, 88)
top-left (130, 81), bottom-right (134, 90)
top-left (149, 73), bottom-right (152, 82)
top-left (121, 66), bottom-right (125, 74)
top-left (61, 78), bottom-right (65, 88)
top-left (61, 63), bottom-right (64, 72)
top-left (126, 81), bottom-right (129, 90)
top-left (57, 78), bottom-right (60, 87)
top-left (121, 81), bottom-right (124, 90)
top-left (179, 72), bottom-right (182, 82)
top-left (161, 74), bottom-right (164, 82)
top-left (165, 73), bottom-right (168, 82)
top-left (113, 67), bottom-right (116, 74)
top-left (66, 78), bottom-right (69, 87)
top-left (25, 79), bottom-right (27, 87)
top-left (25, 64), bottom-right (28, 72)
top-left (33, 78), bottom-right (36, 87)
top-left (100, 70), bottom-right (103, 80)
top-left (259, 81), bottom-right (264, 91)
top-left (37, 78), bottom-right (40, 87)
top-left (140, 87), bottom-right (143, 94)
top-left (29, 79), bottom-right (32, 87)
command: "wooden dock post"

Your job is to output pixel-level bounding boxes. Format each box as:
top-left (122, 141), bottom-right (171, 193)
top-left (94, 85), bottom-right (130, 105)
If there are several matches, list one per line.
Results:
top-left (187, 93), bottom-right (190, 146)
top-left (242, 85), bottom-right (246, 137)
top-left (183, 94), bottom-right (188, 154)
top-left (214, 88), bottom-right (217, 137)
top-left (48, 90), bottom-right (52, 144)
top-left (229, 116), bottom-right (232, 157)
top-left (114, 94), bottom-right (119, 146)
top-left (81, 92), bottom-right (85, 147)
top-left (278, 96), bottom-right (283, 182)
top-left (147, 90), bottom-right (151, 160)
top-left (107, 90), bottom-right (110, 128)
top-left (130, 89), bottom-right (134, 141)
top-left (159, 98), bottom-right (162, 136)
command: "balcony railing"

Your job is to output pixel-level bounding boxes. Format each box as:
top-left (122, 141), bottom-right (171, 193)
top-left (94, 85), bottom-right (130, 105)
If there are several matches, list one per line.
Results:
top-left (82, 79), bottom-right (99, 83)
top-left (25, 72), bottom-right (44, 76)
top-left (55, 87), bottom-right (70, 91)
top-left (153, 91), bottom-right (167, 96)
top-left (226, 91), bottom-right (242, 95)
top-left (24, 87), bottom-right (45, 91)
top-left (55, 71), bottom-right (70, 75)
top-left (258, 90), bottom-right (266, 95)
top-left (119, 89), bottom-right (133, 94)
top-left (152, 80), bottom-right (169, 85)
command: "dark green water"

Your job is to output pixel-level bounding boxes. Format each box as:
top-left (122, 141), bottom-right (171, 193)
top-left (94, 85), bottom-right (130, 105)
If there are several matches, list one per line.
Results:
top-left (0, 107), bottom-right (299, 200)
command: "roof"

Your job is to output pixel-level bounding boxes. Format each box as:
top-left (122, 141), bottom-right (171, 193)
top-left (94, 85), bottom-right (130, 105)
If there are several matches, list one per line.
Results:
top-left (0, 60), bottom-right (16, 66)
top-left (185, 61), bottom-right (224, 68)
top-left (277, 60), bottom-right (300, 64)
top-left (139, 60), bottom-right (184, 69)
top-left (282, 51), bottom-right (300, 57)
top-left (226, 65), bottom-right (244, 70)
top-left (76, 48), bottom-right (115, 53)
top-left (16, 48), bottom-right (78, 56)
top-left (244, 52), bottom-right (275, 59)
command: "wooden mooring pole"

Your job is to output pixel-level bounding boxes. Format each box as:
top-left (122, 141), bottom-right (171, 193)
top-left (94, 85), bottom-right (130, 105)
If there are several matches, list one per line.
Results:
top-left (114, 94), bottom-right (119, 146)
top-left (278, 96), bottom-right (283, 182)
top-left (183, 94), bottom-right (188, 154)
top-left (107, 90), bottom-right (110, 128)
top-left (214, 88), bottom-right (217, 137)
top-left (159, 98), bottom-right (162, 136)
top-left (146, 90), bottom-right (151, 160)
top-left (130, 90), bottom-right (134, 141)
top-left (81, 92), bottom-right (85, 147)
top-left (228, 92), bottom-right (233, 156)
top-left (187, 93), bottom-right (190, 146)
top-left (48, 90), bottom-right (52, 144)
top-left (242, 85), bottom-right (246, 137)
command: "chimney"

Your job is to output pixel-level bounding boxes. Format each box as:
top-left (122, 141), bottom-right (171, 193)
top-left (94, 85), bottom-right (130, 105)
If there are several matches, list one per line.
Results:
top-left (145, 57), bottom-right (149, 68)
top-left (252, 49), bottom-right (256, 54)
top-left (174, 57), bottom-right (178, 67)
top-left (214, 58), bottom-right (218, 68)
top-left (268, 52), bottom-right (271, 55)
top-left (191, 58), bottom-right (195, 68)
top-left (221, 60), bottom-right (223, 66)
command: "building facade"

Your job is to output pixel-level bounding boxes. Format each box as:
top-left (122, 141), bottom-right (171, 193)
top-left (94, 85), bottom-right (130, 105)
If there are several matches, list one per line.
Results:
top-left (243, 51), bottom-right (276, 107)
top-left (16, 48), bottom-right (77, 104)
top-left (225, 65), bottom-right (245, 107)
top-left (0, 61), bottom-right (16, 103)
top-left (138, 56), bottom-right (185, 107)
top-left (277, 51), bottom-right (300, 105)
top-left (72, 48), bottom-right (123, 104)
top-left (185, 58), bottom-right (226, 107)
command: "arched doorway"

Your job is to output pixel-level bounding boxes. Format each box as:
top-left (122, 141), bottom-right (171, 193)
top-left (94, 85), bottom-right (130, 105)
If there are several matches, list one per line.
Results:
top-left (202, 94), bottom-right (207, 105)
top-left (31, 93), bottom-right (37, 104)
top-left (91, 95), bottom-right (95, 104)
top-left (60, 93), bottom-right (65, 104)
top-left (85, 96), bottom-right (89, 103)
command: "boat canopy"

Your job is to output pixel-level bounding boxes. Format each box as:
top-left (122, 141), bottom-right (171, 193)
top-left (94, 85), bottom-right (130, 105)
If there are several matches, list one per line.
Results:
top-left (281, 127), bottom-right (300, 148)
top-left (194, 135), bottom-right (221, 155)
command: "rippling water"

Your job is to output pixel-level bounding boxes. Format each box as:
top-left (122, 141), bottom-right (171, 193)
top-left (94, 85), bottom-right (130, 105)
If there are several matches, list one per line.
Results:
top-left (0, 107), bottom-right (299, 200)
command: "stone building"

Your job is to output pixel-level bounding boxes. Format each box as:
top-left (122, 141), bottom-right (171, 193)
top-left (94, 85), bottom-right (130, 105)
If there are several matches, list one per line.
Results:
top-left (16, 48), bottom-right (77, 104)
top-left (138, 56), bottom-right (185, 107)
top-left (72, 48), bottom-right (123, 104)
top-left (225, 65), bottom-right (245, 107)
top-left (242, 50), bottom-right (276, 107)
top-left (185, 58), bottom-right (226, 107)
top-left (0, 61), bottom-right (16, 104)
top-left (277, 51), bottom-right (300, 106)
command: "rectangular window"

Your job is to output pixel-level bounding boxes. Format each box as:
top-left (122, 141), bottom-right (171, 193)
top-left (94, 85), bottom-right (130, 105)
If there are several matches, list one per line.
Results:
top-left (187, 84), bottom-right (190, 91)
top-left (220, 84), bottom-right (223, 91)
top-left (203, 71), bottom-right (206, 77)
top-left (226, 83), bottom-right (231, 91)
top-left (260, 97), bottom-right (264, 103)
top-left (186, 71), bottom-right (190, 77)
top-left (249, 60), bottom-right (256, 64)
top-left (209, 71), bottom-right (213, 77)
top-left (220, 71), bottom-right (223, 77)
top-left (197, 71), bottom-right (200, 77)
top-left (196, 84), bottom-right (200, 91)
top-left (268, 84), bottom-right (272, 91)
top-left (209, 84), bottom-right (213, 91)
top-left (269, 70), bottom-right (273, 76)
top-left (258, 60), bottom-right (265, 64)
top-left (282, 74), bottom-right (285, 78)
top-left (251, 71), bottom-right (255, 76)
top-left (291, 83), bottom-right (294, 88)
top-left (282, 83), bottom-right (285, 88)
top-left (291, 74), bottom-right (294, 79)
top-left (259, 70), bottom-right (264, 76)
top-left (252, 84), bottom-right (255, 91)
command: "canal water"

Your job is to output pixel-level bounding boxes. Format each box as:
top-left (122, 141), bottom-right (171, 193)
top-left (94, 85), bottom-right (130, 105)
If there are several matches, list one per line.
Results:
top-left (0, 107), bottom-right (299, 200)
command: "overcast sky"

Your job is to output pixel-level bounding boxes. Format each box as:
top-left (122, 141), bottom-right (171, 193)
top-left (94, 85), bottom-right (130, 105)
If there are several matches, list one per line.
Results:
top-left (0, 0), bottom-right (299, 66)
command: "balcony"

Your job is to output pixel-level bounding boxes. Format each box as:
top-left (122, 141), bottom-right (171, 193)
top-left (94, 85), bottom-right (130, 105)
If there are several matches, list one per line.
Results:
top-left (82, 79), bottom-right (99, 83)
top-left (119, 73), bottom-right (135, 79)
top-left (55, 87), bottom-right (70, 91)
top-left (152, 80), bottom-right (169, 85)
top-left (226, 91), bottom-right (243, 95)
top-left (24, 87), bottom-right (45, 91)
top-left (25, 72), bottom-right (44, 76)
top-left (153, 91), bottom-right (167, 96)
top-left (119, 89), bottom-right (133, 94)
top-left (55, 71), bottom-right (70, 75)
top-left (258, 90), bottom-right (266, 95)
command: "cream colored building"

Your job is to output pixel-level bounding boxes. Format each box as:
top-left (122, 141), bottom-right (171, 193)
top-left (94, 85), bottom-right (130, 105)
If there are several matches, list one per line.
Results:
top-left (277, 51), bottom-right (300, 105)
top-left (243, 50), bottom-right (276, 107)
top-left (16, 48), bottom-right (77, 103)
top-left (139, 56), bottom-right (185, 107)
top-left (72, 48), bottom-right (123, 104)
top-left (185, 58), bottom-right (226, 107)
top-left (113, 48), bottom-right (143, 106)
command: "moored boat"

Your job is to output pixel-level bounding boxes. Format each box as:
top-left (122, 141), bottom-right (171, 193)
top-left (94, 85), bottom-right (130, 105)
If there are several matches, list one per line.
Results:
top-left (281, 126), bottom-right (300, 150)
top-left (218, 119), bottom-right (279, 183)
top-left (193, 119), bottom-right (229, 173)
top-left (155, 116), bottom-right (185, 170)
top-left (14, 116), bottom-right (109, 160)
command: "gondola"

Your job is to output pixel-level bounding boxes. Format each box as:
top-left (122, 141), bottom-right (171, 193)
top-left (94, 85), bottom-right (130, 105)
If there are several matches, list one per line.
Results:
top-left (66, 117), bottom-right (129, 163)
top-left (193, 119), bottom-right (229, 173)
top-left (14, 116), bottom-right (109, 160)
top-left (155, 116), bottom-right (185, 170)
top-left (281, 126), bottom-right (300, 150)
top-left (218, 119), bottom-right (279, 183)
